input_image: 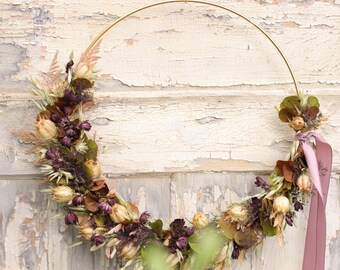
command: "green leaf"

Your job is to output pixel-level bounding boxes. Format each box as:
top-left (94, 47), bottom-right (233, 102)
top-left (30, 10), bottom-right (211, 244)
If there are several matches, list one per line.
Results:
top-left (85, 139), bottom-right (98, 160)
top-left (141, 243), bottom-right (172, 270)
top-left (307, 96), bottom-right (320, 108)
top-left (149, 219), bottom-right (163, 238)
top-left (280, 96), bottom-right (300, 110)
top-left (260, 215), bottom-right (276, 236)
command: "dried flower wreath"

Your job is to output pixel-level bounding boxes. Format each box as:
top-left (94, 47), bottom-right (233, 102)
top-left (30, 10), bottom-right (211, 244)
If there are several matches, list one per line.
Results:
top-left (15, 1), bottom-right (332, 270)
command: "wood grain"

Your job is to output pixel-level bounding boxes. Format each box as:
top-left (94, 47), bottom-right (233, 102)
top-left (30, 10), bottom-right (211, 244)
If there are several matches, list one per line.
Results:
top-left (0, 0), bottom-right (339, 269)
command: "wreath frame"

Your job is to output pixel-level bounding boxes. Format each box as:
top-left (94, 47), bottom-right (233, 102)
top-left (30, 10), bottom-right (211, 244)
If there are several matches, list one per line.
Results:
top-left (15, 1), bottom-right (332, 270)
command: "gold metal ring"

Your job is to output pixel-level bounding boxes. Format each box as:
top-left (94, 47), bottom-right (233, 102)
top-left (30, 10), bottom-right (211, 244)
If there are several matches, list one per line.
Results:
top-left (85, 0), bottom-right (299, 95)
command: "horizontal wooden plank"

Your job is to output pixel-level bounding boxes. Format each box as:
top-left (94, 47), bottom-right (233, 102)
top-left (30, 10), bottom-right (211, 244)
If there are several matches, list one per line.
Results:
top-left (1, 172), bottom-right (339, 269)
top-left (0, 0), bottom-right (339, 86)
top-left (0, 89), bottom-right (339, 176)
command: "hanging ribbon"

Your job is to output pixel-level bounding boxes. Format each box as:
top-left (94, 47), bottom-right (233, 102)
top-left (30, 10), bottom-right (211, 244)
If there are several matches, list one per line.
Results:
top-left (295, 132), bottom-right (332, 270)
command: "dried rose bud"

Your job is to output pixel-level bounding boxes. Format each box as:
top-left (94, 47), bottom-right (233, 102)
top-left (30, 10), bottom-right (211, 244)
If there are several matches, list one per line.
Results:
top-left (294, 200), bottom-right (304, 211)
top-left (80, 120), bottom-right (91, 131)
top-left (74, 62), bottom-right (93, 80)
top-left (63, 89), bottom-right (80, 104)
top-left (229, 205), bottom-right (248, 222)
top-left (297, 173), bottom-right (311, 192)
top-left (176, 236), bottom-right (188, 249)
top-left (83, 160), bottom-right (101, 179)
top-left (80, 227), bottom-right (94, 240)
top-left (255, 176), bottom-right (270, 190)
top-left (185, 227), bottom-right (195, 237)
top-left (72, 195), bottom-right (85, 206)
top-left (273, 195), bottom-right (290, 214)
top-left (50, 112), bottom-right (61, 124)
top-left (97, 201), bottom-right (112, 214)
top-left (91, 234), bottom-right (105, 246)
top-left (192, 213), bottom-right (209, 229)
top-left (286, 212), bottom-right (294, 227)
top-left (36, 118), bottom-right (58, 139)
top-left (60, 136), bottom-right (72, 147)
top-left (45, 147), bottom-right (59, 160)
top-left (62, 106), bottom-right (73, 115)
top-left (120, 242), bottom-right (138, 259)
top-left (109, 204), bottom-right (131, 224)
top-left (107, 198), bottom-right (116, 206)
top-left (52, 186), bottom-right (74, 203)
top-left (289, 116), bottom-right (305, 130)
top-left (139, 211), bottom-right (150, 224)
top-left (65, 129), bottom-right (77, 137)
top-left (65, 212), bottom-right (78, 225)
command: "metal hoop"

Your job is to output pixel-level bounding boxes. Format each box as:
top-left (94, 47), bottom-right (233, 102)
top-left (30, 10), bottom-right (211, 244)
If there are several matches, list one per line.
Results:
top-left (85, 0), bottom-right (299, 95)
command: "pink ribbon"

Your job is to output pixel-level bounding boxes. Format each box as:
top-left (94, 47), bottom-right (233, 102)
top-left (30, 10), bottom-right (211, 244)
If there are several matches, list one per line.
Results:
top-left (295, 132), bottom-right (332, 270)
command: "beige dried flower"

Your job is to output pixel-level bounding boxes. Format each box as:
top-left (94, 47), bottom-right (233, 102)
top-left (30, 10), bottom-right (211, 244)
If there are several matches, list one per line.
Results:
top-left (36, 118), bottom-right (58, 139)
top-left (289, 116), bottom-right (305, 130)
top-left (229, 205), bottom-right (248, 222)
top-left (52, 186), bottom-right (74, 203)
top-left (273, 195), bottom-right (290, 214)
top-left (297, 173), bottom-right (311, 192)
top-left (192, 213), bottom-right (209, 229)
top-left (83, 160), bottom-right (101, 179)
top-left (109, 204), bottom-right (131, 224)
top-left (120, 242), bottom-right (138, 259)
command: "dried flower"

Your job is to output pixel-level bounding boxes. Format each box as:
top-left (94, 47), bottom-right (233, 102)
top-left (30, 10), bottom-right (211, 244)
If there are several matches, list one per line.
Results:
top-left (72, 195), bottom-right (85, 206)
top-left (63, 89), bottom-right (81, 104)
top-left (166, 253), bottom-right (180, 267)
top-left (294, 200), bottom-right (304, 211)
top-left (139, 211), bottom-right (150, 224)
top-left (273, 195), bottom-right (290, 214)
top-left (97, 201), bottom-right (112, 214)
top-left (84, 160), bottom-right (101, 179)
top-left (255, 176), bottom-right (270, 190)
top-left (107, 198), bottom-right (116, 206)
top-left (80, 120), bottom-right (91, 131)
top-left (65, 212), bottom-right (78, 225)
top-left (50, 112), bottom-right (61, 124)
top-left (74, 62), bottom-right (93, 80)
top-left (176, 236), bottom-right (188, 249)
top-left (289, 116), bottom-right (305, 130)
top-left (52, 186), bottom-right (74, 203)
top-left (297, 173), bottom-right (311, 192)
top-left (286, 211), bottom-right (294, 227)
top-left (229, 205), bottom-right (248, 222)
top-left (45, 147), bottom-right (59, 160)
top-left (60, 136), bottom-right (72, 147)
top-left (91, 234), bottom-right (105, 246)
top-left (110, 204), bottom-right (131, 224)
top-left (192, 213), bottom-right (209, 229)
top-left (120, 242), bottom-right (138, 259)
top-left (36, 118), bottom-right (58, 139)
top-left (231, 244), bottom-right (241, 259)
top-left (80, 227), bottom-right (94, 240)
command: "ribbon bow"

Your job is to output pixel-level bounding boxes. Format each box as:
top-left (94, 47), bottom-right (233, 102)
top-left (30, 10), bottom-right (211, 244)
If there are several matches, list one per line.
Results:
top-left (295, 132), bottom-right (332, 270)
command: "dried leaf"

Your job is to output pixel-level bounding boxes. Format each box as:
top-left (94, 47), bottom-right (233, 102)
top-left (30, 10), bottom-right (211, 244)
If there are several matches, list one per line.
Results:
top-left (307, 106), bottom-right (320, 120)
top-left (84, 195), bottom-right (99, 212)
top-left (278, 108), bottom-right (295, 122)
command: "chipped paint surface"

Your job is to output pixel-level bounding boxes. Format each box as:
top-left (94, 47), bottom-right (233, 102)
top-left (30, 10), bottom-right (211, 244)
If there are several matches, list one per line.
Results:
top-left (0, 0), bottom-right (339, 269)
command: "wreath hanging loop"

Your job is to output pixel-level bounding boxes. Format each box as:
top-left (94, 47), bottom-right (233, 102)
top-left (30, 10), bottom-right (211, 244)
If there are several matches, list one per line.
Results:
top-left (15, 1), bottom-right (332, 270)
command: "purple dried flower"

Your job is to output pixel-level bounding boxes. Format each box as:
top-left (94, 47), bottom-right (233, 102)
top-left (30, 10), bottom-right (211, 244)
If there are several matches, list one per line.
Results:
top-left (90, 234), bottom-right (105, 246)
top-left (294, 200), bottom-right (304, 211)
top-left (176, 236), bottom-right (188, 249)
top-left (65, 129), bottom-right (77, 137)
top-left (88, 217), bottom-right (96, 228)
top-left (250, 197), bottom-right (262, 209)
top-left (45, 147), bottom-right (59, 160)
top-left (255, 176), bottom-right (270, 190)
top-left (72, 195), bottom-right (85, 206)
top-left (97, 201), bottom-right (112, 214)
top-left (80, 120), bottom-right (91, 131)
top-left (232, 247), bottom-right (240, 259)
top-left (60, 136), bottom-right (72, 147)
top-left (62, 106), bottom-right (73, 115)
top-left (286, 211), bottom-right (294, 226)
top-left (139, 211), bottom-right (150, 225)
top-left (107, 198), bottom-right (116, 206)
top-left (65, 60), bottom-right (74, 74)
top-left (50, 112), bottom-right (61, 124)
top-left (65, 212), bottom-right (78, 225)
top-left (63, 89), bottom-right (80, 104)
top-left (170, 219), bottom-right (186, 238)
top-left (52, 161), bottom-right (62, 171)
top-left (184, 226), bottom-right (195, 237)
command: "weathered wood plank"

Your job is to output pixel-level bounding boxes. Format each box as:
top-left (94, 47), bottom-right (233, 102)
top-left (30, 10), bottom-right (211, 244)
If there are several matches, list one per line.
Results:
top-left (1, 173), bottom-right (339, 269)
top-left (1, 89), bottom-right (339, 176)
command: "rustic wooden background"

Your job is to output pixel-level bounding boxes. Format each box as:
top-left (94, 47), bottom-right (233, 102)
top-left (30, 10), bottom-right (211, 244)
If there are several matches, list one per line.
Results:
top-left (0, 0), bottom-right (339, 269)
